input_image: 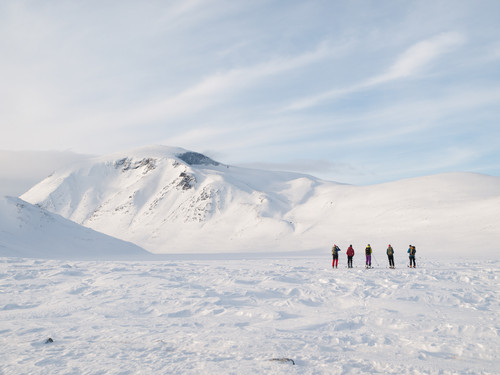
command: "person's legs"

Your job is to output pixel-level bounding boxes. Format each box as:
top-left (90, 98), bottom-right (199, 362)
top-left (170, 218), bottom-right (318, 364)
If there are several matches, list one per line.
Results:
top-left (389, 255), bottom-right (394, 268)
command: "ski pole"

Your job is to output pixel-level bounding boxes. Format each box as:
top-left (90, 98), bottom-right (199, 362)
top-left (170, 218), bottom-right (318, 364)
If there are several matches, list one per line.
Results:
top-left (372, 253), bottom-right (380, 267)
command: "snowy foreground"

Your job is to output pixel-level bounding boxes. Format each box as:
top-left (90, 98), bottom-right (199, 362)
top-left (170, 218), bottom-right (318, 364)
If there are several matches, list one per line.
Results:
top-left (1, 255), bottom-right (499, 375)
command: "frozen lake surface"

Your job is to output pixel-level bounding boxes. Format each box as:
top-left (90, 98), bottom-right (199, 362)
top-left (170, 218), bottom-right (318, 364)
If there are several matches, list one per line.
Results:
top-left (1, 255), bottom-right (499, 374)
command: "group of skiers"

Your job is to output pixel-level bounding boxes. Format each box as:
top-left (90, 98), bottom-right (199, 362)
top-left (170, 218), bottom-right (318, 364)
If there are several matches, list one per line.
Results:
top-left (331, 244), bottom-right (417, 269)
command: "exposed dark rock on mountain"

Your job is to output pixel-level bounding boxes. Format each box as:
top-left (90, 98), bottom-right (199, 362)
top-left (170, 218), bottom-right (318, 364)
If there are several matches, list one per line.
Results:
top-left (177, 152), bottom-right (219, 166)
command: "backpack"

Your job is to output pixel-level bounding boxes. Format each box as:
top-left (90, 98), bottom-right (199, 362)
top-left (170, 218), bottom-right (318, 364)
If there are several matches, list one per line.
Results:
top-left (410, 246), bottom-right (416, 256)
top-left (332, 246), bottom-right (338, 256)
top-left (387, 247), bottom-right (393, 256)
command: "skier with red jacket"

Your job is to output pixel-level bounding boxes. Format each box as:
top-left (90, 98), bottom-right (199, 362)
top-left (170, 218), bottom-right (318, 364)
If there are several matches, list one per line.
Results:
top-left (346, 245), bottom-right (355, 268)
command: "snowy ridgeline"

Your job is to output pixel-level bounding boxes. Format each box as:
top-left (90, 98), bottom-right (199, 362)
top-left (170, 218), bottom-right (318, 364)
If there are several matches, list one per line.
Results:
top-left (1, 256), bottom-right (498, 374)
top-left (19, 145), bottom-right (500, 257)
top-left (0, 196), bottom-right (150, 259)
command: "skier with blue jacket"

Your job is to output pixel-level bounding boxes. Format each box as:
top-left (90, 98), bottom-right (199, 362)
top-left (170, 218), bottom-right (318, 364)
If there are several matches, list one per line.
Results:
top-left (332, 244), bottom-right (341, 268)
top-left (408, 245), bottom-right (416, 268)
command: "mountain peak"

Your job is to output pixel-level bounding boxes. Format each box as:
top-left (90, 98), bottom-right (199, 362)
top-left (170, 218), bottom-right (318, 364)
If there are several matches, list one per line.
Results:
top-left (104, 145), bottom-right (221, 168)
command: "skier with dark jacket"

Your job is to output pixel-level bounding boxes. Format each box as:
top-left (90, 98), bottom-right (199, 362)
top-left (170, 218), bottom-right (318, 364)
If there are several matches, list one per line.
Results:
top-left (387, 245), bottom-right (395, 268)
top-left (408, 245), bottom-right (416, 268)
top-left (331, 245), bottom-right (341, 268)
top-left (365, 244), bottom-right (372, 268)
top-left (346, 245), bottom-right (355, 268)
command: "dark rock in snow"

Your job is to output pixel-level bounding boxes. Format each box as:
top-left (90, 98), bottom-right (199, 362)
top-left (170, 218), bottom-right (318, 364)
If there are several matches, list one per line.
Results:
top-left (114, 158), bottom-right (156, 173)
top-left (177, 172), bottom-right (196, 190)
top-left (269, 358), bottom-right (295, 365)
top-left (45, 338), bottom-right (54, 344)
top-left (177, 152), bottom-right (219, 166)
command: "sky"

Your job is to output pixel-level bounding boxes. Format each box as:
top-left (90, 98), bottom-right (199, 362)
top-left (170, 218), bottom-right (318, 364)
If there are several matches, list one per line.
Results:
top-left (1, 0), bottom-right (499, 186)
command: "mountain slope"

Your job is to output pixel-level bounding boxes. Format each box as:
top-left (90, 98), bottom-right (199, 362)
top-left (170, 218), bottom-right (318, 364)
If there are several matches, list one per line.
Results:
top-left (292, 173), bottom-right (500, 257)
top-left (21, 145), bottom-right (500, 257)
top-left (0, 196), bottom-right (151, 259)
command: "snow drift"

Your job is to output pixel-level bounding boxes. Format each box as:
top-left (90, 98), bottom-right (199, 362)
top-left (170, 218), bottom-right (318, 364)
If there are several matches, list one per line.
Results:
top-left (1, 257), bottom-right (499, 374)
top-left (21, 145), bottom-right (500, 257)
top-left (0, 196), bottom-right (150, 259)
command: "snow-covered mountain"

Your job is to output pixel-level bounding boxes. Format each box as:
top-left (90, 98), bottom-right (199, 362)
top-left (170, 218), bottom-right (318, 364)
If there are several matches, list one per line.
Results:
top-left (21, 145), bottom-right (500, 257)
top-left (0, 196), bottom-right (150, 259)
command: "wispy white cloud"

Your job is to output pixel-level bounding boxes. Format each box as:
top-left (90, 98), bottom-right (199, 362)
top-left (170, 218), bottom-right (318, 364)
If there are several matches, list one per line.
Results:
top-left (133, 41), bottom-right (332, 119)
top-left (366, 32), bottom-right (466, 85)
top-left (0, 1), bottom-right (499, 185)
top-left (71, 41), bottom-right (333, 133)
top-left (0, 150), bottom-right (92, 197)
top-left (237, 159), bottom-right (364, 180)
top-left (285, 32), bottom-right (466, 111)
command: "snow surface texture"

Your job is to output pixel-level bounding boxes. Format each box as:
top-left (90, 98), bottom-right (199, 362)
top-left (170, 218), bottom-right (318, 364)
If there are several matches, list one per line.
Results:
top-left (1, 256), bottom-right (498, 374)
top-left (21, 145), bottom-right (500, 257)
top-left (0, 196), bottom-right (150, 259)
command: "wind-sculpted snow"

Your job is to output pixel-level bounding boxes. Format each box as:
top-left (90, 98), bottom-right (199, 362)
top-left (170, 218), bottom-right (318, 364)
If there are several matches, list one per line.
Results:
top-left (0, 256), bottom-right (498, 374)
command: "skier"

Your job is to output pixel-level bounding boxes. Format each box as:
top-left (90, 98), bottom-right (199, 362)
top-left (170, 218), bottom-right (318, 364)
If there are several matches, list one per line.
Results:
top-left (331, 244), bottom-right (341, 268)
top-left (387, 244), bottom-right (395, 269)
top-left (408, 245), bottom-right (416, 268)
top-left (365, 244), bottom-right (372, 268)
top-left (346, 244), bottom-right (355, 268)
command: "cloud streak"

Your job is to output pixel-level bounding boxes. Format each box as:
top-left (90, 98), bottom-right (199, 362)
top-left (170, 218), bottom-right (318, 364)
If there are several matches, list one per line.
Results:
top-left (125, 41), bottom-right (333, 123)
top-left (0, 1), bottom-right (499, 185)
top-left (63, 40), bottom-right (334, 139)
top-left (367, 32), bottom-right (466, 85)
top-left (285, 32), bottom-right (466, 111)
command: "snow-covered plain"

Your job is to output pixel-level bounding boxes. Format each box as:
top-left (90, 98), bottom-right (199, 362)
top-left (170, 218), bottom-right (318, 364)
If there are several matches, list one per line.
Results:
top-left (1, 255), bottom-right (498, 374)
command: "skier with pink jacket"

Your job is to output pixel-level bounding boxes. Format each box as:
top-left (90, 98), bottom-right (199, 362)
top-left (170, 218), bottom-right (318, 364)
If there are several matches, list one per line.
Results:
top-left (346, 245), bottom-right (355, 268)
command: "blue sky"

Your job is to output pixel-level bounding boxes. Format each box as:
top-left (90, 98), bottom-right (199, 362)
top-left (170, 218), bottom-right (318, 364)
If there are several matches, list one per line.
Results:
top-left (1, 0), bottom-right (499, 184)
